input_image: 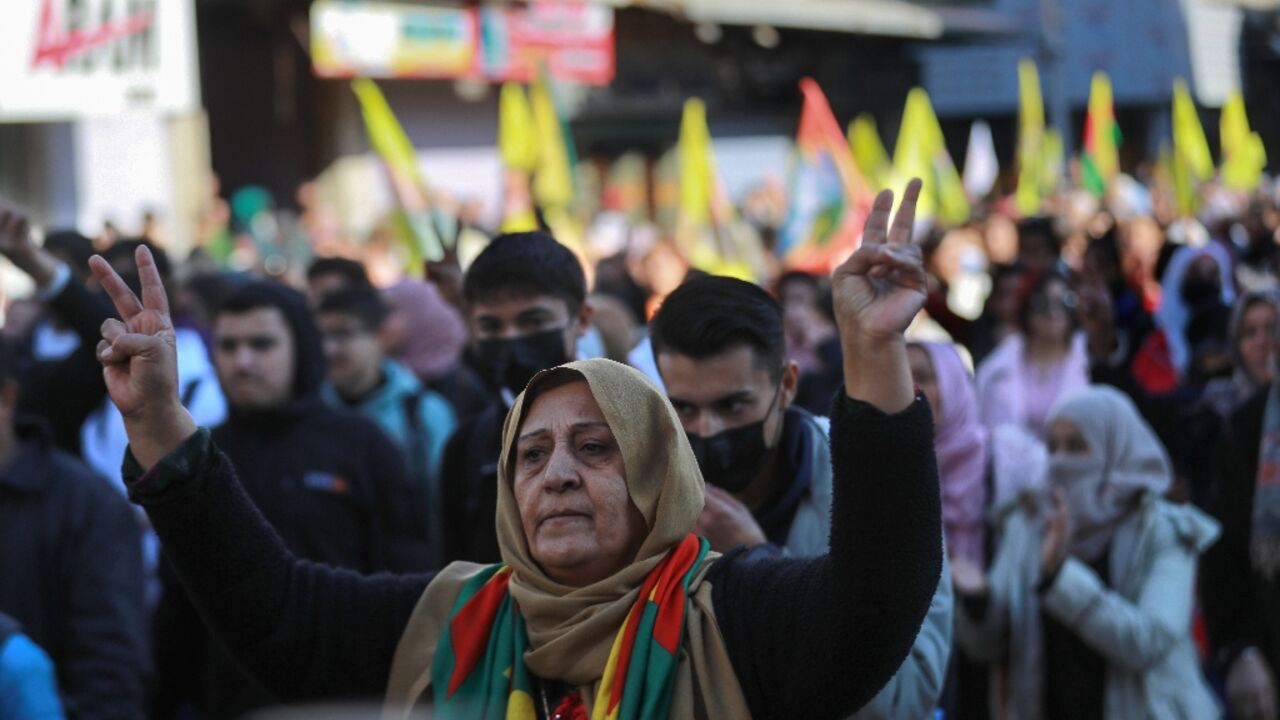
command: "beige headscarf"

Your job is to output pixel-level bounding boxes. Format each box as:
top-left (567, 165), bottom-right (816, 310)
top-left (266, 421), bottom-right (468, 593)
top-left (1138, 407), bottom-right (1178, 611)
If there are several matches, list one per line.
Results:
top-left (384, 358), bottom-right (749, 718)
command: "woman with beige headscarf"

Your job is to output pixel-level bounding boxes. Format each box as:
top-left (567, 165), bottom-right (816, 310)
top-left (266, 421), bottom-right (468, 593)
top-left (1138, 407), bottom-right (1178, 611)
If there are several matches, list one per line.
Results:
top-left (84, 181), bottom-right (942, 719)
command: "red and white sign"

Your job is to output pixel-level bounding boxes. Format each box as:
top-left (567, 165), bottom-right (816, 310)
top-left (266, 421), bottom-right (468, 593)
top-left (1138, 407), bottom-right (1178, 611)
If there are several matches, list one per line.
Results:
top-left (0, 0), bottom-right (200, 121)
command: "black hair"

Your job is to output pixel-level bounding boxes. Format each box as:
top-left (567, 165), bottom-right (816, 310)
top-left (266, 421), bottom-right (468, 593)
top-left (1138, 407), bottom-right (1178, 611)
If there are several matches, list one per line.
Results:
top-left (463, 232), bottom-right (586, 314)
top-left (43, 230), bottom-right (95, 278)
top-left (1017, 217), bottom-right (1061, 257)
top-left (316, 285), bottom-right (389, 332)
top-left (649, 275), bottom-right (785, 382)
top-left (1016, 270), bottom-right (1077, 336)
top-left (775, 270), bottom-right (821, 298)
top-left (216, 281), bottom-right (326, 399)
top-left (306, 257), bottom-right (372, 288)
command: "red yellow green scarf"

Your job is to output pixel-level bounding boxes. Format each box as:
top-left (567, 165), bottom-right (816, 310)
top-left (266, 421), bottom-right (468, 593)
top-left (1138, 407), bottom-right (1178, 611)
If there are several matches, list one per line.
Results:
top-left (431, 534), bottom-right (711, 720)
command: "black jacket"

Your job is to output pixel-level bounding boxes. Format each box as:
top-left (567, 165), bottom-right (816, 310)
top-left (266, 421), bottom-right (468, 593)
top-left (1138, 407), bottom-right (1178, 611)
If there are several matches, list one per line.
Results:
top-left (440, 400), bottom-right (505, 563)
top-left (0, 420), bottom-right (148, 718)
top-left (1201, 388), bottom-right (1280, 675)
top-left (153, 282), bottom-right (433, 719)
top-left (127, 391), bottom-right (942, 719)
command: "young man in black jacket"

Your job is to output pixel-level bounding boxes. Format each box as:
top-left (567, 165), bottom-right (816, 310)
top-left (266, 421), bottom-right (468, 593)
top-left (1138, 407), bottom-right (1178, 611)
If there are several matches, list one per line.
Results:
top-left (439, 232), bottom-right (593, 563)
top-left (0, 336), bottom-right (149, 718)
top-left (152, 281), bottom-right (432, 719)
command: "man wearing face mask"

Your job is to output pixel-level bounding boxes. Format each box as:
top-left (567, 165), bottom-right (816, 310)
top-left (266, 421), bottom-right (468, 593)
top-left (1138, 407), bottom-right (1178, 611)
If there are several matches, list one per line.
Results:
top-left (440, 232), bottom-right (593, 563)
top-left (650, 275), bottom-right (953, 719)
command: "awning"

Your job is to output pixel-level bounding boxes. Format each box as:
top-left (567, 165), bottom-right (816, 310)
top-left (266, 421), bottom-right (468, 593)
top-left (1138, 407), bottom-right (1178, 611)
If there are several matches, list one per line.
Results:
top-left (595, 0), bottom-right (945, 39)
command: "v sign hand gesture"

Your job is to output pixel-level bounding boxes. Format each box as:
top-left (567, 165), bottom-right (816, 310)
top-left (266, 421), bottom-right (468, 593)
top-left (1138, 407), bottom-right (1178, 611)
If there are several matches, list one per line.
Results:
top-left (90, 246), bottom-right (197, 470)
top-left (833, 179), bottom-right (926, 414)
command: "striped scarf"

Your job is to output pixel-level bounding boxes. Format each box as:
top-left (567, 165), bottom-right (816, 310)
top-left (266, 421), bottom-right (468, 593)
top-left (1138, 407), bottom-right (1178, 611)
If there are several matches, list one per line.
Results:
top-left (432, 535), bottom-right (711, 720)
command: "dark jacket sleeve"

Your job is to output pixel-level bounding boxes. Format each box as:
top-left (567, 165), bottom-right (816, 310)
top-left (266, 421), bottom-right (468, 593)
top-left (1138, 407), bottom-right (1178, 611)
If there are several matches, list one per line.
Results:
top-left (125, 429), bottom-right (434, 702)
top-left (1201, 392), bottom-right (1265, 668)
top-left (60, 462), bottom-right (149, 719)
top-left (706, 391), bottom-right (943, 720)
top-left (149, 560), bottom-right (206, 716)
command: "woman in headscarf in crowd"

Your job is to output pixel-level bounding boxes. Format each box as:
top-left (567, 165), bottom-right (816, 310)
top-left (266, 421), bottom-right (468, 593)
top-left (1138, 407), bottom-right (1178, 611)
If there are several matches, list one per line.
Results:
top-left (1201, 291), bottom-right (1278, 420)
top-left (953, 386), bottom-right (1220, 719)
top-left (1202, 339), bottom-right (1280, 720)
top-left (976, 271), bottom-right (1090, 440)
top-left (1134, 242), bottom-right (1237, 394)
top-left (908, 341), bottom-right (992, 720)
top-left (383, 278), bottom-right (490, 421)
top-left (90, 183), bottom-right (943, 719)
top-left (908, 342), bottom-right (988, 567)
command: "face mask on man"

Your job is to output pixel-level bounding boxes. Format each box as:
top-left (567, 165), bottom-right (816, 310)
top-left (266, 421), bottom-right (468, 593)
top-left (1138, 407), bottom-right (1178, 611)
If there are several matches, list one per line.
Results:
top-left (686, 380), bottom-right (783, 493)
top-left (474, 328), bottom-right (570, 394)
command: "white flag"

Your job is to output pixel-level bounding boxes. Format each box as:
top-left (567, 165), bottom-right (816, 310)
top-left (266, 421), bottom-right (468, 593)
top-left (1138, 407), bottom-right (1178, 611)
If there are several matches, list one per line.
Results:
top-left (963, 120), bottom-right (999, 200)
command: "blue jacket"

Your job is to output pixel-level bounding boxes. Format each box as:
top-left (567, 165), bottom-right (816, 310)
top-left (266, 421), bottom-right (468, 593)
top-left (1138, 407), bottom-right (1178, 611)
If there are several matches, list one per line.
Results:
top-left (0, 613), bottom-right (64, 720)
top-left (323, 360), bottom-right (456, 566)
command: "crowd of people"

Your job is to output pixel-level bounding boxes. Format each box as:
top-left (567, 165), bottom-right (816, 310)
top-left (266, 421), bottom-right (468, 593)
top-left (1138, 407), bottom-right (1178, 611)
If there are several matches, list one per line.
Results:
top-left (0, 164), bottom-right (1278, 720)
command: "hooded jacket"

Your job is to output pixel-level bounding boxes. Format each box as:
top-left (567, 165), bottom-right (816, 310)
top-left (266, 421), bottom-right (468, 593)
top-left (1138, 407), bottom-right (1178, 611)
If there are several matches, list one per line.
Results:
top-left (153, 282), bottom-right (432, 720)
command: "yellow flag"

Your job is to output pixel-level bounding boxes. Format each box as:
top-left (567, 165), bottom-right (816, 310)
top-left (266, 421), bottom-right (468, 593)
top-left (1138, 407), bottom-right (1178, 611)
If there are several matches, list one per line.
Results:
top-left (1220, 90), bottom-right (1267, 192)
top-left (351, 78), bottom-right (444, 266)
top-left (1016, 58), bottom-right (1045, 216)
top-left (1173, 79), bottom-right (1214, 179)
top-left (849, 114), bottom-right (892, 192)
top-left (678, 98), bottom-right (714, 229)
top-left (530, 76), bottom-right (575, 212)
top-left (676, 98), bottom-right (756, 280)
top-left (892, 88), bottom-right (969, 225)
top-left (498, 83), bottom-right (537, 172)
top-left (1172, 78), bottom-right (1213, 215)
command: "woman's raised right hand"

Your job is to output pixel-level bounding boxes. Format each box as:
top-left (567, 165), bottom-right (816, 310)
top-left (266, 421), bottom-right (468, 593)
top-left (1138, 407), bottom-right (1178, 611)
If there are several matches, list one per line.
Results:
top-left (90, 246), bottom-right (197, 470)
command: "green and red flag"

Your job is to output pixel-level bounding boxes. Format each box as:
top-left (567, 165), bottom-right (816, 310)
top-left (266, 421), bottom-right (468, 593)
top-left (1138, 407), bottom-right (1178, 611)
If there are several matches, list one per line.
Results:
top-left (1082, 71), bottom-right (1121, 197)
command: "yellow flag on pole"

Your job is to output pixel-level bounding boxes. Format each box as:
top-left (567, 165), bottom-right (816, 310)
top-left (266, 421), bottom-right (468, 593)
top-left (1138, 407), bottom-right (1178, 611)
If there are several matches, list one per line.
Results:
top-left (1015, 58), bottom-right (1046, 216)
top-left (1172, 78), bottom-right (1213, 215)
top-left (1220, 90), bottom-right (1267, 192)
top-left (892, 87), bottom-right (969, 226)
top-left (849, 114), bottom-right (892, 193)
top-left (351, 78), bottom-right (445, 268)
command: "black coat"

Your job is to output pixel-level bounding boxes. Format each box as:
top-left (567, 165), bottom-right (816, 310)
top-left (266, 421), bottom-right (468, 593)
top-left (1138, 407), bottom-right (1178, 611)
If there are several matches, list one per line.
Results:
top-left (1201, 388), bottom-right (1280, 675)
top-left (440, 400), bottom-right (505, 564)
top-left (0, 421), bottom-right (148, 718)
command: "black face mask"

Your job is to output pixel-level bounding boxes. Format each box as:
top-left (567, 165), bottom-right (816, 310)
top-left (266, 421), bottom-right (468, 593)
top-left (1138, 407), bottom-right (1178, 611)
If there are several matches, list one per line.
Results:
top-left (473, 328), bottom-right (570, 395)
top-left (685, 381), bottom-right (783, 493)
